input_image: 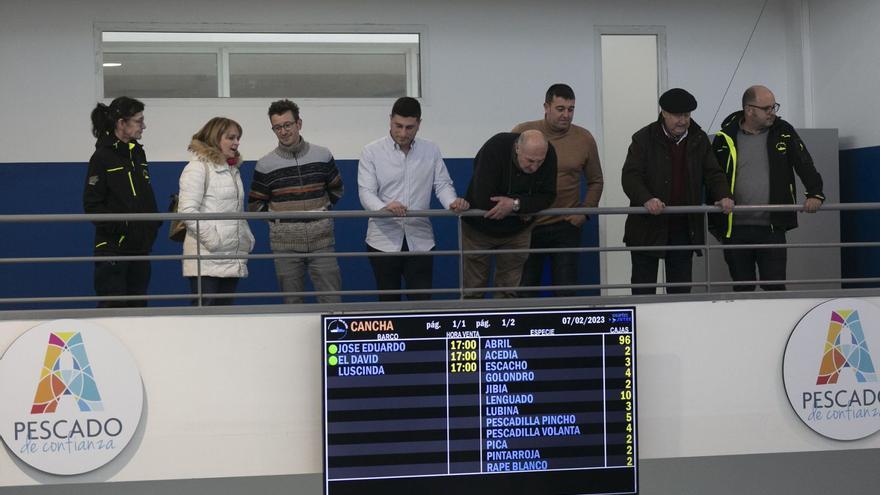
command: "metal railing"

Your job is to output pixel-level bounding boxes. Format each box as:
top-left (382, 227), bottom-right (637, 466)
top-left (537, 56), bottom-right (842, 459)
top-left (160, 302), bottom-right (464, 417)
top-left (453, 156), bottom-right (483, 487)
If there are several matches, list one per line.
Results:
top-left (1, 203), bottom-right (878, 312)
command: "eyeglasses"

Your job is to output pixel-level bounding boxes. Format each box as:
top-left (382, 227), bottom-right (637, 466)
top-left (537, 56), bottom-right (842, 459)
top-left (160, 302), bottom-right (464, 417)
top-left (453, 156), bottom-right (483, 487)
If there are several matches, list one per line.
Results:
top-left (127, 117), bottom-right (145, 127)
top-left (271, 122), bottom-right (297, 133)
top-left (748, 103), bottom-right (780, 113)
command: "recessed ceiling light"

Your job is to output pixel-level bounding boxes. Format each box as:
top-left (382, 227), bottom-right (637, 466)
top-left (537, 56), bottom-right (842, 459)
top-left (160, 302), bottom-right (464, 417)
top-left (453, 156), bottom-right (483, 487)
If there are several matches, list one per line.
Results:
top-left (102, 32), bottom-right (419, 44)
top-left (103, 62), bottom-right (122, 68)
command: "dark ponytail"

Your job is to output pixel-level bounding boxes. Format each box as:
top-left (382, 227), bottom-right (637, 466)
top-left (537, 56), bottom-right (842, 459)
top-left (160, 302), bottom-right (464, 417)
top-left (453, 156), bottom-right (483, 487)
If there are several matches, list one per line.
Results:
top-left (90, 96), bottom-right (145, 138)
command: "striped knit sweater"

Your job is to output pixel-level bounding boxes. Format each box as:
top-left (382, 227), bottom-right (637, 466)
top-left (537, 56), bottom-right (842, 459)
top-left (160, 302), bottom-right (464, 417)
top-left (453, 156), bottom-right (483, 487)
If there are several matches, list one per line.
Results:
top-left (249, 138), bottom-right (343, 250)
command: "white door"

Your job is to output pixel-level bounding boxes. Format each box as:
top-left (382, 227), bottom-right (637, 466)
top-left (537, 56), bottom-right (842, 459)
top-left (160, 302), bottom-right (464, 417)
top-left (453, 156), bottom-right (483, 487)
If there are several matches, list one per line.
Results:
top-left (598, 32), bottom-right (664, 294)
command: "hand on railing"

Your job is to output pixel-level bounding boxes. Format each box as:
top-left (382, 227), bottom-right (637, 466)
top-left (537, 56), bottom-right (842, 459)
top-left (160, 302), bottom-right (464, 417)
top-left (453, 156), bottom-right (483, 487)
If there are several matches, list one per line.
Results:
top-left (383, 201), bottom-right (407, 217)
top-left (643, 198), bottom-right (665, 215)
top-left (485, 196), bottom-right (518, 220)
top-left (448, 197), bottom-right (470, 212)
top-left (715, 197), bottom-right (735, 214)
top-left (803, 197), bottom-right (822, 213)
top-left (565, 214), bottom-right (587, 227)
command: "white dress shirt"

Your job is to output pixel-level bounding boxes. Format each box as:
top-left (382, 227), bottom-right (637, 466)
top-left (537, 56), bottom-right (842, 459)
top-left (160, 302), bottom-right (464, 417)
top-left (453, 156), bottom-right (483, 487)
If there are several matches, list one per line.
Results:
top-left (358, 135), bottom-right (458, 252)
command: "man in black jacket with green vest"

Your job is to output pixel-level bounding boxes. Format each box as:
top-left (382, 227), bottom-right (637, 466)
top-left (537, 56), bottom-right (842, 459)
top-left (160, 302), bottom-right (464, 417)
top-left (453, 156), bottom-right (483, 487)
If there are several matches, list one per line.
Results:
top-left (712, 85), bottom-right (824, 291)
top-left (622, 88), bottom-right (734, 295)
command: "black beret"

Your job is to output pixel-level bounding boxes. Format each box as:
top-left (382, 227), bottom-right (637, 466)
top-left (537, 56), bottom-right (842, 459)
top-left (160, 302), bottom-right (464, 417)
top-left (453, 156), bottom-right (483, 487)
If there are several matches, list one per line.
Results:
top-left (659, 88), bottom-right (697, 113)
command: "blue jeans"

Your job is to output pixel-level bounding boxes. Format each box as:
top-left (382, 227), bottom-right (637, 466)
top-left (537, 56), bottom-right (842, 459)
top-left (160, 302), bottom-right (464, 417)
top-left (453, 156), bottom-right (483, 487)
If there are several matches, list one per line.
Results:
top-left (188, 276), bottom-right (239, 306)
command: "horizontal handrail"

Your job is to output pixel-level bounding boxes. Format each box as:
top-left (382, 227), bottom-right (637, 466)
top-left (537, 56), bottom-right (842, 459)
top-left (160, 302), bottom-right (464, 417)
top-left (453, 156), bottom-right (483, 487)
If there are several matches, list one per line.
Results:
top-left (0, 201), bottom-right (874, 223)
top-left (1, 202), bottom-right (878, 309)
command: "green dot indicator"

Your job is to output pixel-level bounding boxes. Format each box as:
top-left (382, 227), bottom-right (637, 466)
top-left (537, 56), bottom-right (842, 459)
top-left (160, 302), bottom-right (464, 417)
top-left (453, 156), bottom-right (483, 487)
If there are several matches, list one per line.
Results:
top-left (328, 344), bottom-right (338, 354)
top-left (328, 356), bottom-right (338, 366)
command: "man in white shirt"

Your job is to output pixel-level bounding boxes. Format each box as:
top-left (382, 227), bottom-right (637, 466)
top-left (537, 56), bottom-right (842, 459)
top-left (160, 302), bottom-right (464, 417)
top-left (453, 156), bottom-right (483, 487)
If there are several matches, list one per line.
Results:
top-left (358, 97), bottom-right (469, 301)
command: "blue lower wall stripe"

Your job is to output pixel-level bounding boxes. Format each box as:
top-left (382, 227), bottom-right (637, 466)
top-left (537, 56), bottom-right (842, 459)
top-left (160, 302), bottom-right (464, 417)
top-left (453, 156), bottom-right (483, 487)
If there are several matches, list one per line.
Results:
top-left (0, 160), bottom-right (600, 308)
top-left (840, 146), bottom-right (880, 287)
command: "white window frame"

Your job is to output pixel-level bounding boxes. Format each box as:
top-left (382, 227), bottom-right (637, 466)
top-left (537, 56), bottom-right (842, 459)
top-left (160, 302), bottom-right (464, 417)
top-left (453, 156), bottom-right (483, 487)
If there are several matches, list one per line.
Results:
top-left (94, 22), bottom-right (427, 104)
top-left (100, 43), bottom-right (224, 97)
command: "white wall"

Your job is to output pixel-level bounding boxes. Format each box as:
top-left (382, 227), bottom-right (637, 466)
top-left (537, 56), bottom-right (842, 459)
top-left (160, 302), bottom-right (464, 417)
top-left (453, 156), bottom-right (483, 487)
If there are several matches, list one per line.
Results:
top-left (808, 0), bottom-right (880, 149)
top-left (0, 0), bottom-right (808, 164)
top-left (599, 33), bottom-right (660, 292)
top-left (0, 314), bottom-right (323, 486)
top-left (2, 298), bottom-right (879, 486)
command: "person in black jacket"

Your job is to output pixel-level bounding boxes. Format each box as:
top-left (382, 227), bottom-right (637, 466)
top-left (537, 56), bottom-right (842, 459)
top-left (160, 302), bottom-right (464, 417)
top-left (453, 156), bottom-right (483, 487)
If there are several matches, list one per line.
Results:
top-left (462, 130), bottom-right (557, 298)
top-left (622, 88), bottom-right (734, 295)
top-left (712, 85), bottom-right (824, 291)
top-left (84, 97), bottom-right (160, 307)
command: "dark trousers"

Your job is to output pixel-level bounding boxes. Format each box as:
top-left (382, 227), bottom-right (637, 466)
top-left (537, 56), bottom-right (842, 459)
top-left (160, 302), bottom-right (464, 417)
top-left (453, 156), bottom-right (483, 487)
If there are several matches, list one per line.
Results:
top-left (94, 259), bottom-right (151, 308)
top-left (722, 225), bottom-right (787, 291)
top-left (188, 276), bottom-right (239, 306)
top-left (520, 221), bottom-right (581, 297)
top-left (630, 228), bottom-right (693, 295)
top-left (367, 238), bottom-right (433, 301)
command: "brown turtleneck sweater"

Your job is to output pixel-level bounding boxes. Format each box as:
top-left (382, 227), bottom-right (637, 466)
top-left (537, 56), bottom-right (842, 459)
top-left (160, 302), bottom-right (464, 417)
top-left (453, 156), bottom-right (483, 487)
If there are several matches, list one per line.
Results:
top-left (512, 119), bottom-right (603, 225)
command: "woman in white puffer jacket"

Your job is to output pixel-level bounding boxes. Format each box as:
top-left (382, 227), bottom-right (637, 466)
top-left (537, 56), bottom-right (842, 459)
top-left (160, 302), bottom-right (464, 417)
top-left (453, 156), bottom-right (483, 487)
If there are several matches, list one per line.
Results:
top-left (179, 117), bottom-right (255, 305)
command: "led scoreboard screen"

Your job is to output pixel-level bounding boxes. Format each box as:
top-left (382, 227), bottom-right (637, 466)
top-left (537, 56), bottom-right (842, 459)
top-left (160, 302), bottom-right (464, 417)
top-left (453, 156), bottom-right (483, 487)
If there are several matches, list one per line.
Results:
top-left (322, 307), bottom-right (637, 495)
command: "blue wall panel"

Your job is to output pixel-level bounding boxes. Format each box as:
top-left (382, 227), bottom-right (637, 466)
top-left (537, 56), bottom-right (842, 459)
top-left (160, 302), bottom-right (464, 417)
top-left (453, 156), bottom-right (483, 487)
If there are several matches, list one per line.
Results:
top-left (839, 146), bottom-right (880, 288)
top-left (0, 159), bottom-right (600, 308)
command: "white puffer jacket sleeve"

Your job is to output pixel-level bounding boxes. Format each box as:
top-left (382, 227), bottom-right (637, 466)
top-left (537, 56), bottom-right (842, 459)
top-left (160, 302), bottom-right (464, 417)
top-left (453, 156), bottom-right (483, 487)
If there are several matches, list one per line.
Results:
top-left (179, 160), bottom-right (223, 251)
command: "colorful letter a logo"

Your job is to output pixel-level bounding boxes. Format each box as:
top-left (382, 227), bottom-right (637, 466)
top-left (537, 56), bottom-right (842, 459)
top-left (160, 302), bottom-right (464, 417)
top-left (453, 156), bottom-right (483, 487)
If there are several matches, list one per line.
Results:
top-left (31, 332), bottom-right (103, 413)
top-left (816, 310), bottom-right (878, 385)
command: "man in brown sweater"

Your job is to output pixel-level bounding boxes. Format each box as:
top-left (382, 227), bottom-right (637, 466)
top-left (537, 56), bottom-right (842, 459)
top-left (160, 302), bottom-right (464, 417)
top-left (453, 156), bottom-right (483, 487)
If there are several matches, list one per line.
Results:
top-left (513, 84), bottom-right (604, 296)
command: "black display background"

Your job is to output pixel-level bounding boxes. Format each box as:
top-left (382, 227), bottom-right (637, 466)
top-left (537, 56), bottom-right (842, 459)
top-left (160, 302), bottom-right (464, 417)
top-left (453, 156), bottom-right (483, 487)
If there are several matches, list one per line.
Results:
top-left (322, 307), bottom-right (638, 495)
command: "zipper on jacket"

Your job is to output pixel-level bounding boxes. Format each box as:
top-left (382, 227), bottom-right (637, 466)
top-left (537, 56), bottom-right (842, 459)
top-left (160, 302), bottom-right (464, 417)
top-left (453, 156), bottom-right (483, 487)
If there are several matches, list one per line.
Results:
top-left (238, 169), bottom-right (242, 257)
top-left (127, 142), bottom-right (138, 197)
top-left (127, 171), bottom-right (137, 197)
top-left (232, 166), bottom-right (244, 262)
top-left (716, 131), bottom-right (737, 239)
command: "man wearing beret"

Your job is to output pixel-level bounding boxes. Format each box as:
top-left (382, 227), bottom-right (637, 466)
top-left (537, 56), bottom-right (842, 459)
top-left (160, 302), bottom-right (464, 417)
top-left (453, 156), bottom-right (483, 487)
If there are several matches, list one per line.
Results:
top-left (621, 88), bottom-right (734, 294)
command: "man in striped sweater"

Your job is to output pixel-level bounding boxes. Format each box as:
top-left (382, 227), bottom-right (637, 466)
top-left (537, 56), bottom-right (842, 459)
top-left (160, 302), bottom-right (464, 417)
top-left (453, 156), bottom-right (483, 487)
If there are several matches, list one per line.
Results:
top-left (249, 99), bottom-right (344, 304)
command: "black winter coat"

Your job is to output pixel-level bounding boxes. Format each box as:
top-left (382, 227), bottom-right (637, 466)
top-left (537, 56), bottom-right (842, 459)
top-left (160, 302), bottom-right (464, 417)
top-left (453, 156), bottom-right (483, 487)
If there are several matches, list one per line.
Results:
top-left (621, 117), bottom-right (731, 249)
top-left (711, 111), bottom-right (824, 238)
top-left (83, 133), bottom-right (160, 255)
top-left (464, 132), bottom-right (557, 237)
